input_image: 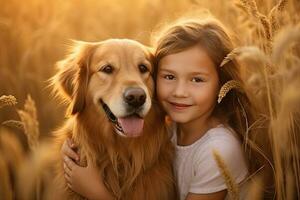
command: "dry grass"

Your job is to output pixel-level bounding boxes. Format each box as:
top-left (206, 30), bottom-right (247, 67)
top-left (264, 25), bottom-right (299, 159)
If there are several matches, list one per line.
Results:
top-left (0, 0), bottom-right (299, 199)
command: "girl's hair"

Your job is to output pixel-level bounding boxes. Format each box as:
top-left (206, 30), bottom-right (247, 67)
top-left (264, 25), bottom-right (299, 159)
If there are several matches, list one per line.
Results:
top-left (152, 17), bottom-right (273, 180)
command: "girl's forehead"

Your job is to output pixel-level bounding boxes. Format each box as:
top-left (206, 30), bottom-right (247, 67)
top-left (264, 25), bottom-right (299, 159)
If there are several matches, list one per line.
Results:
top-left (158, 46), bottom-right (216, 73)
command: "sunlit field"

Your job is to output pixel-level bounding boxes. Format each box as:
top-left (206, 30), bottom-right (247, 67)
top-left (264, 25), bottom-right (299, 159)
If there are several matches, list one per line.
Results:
top-left (0, 0), bottom-right (299, 199)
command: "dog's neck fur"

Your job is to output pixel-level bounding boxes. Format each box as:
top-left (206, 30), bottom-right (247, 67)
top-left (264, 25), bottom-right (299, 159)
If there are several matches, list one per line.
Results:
top-left (70, 104), bottom-right (171, 198)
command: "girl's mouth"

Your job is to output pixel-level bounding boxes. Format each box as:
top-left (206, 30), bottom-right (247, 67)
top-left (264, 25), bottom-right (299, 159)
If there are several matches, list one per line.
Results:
top-left (168, 101), bottom-right (192, 110)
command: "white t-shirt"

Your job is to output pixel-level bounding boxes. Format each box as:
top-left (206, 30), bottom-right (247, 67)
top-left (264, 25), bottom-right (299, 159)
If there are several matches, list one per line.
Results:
top-left (172, 124), bottom-right (249, 200)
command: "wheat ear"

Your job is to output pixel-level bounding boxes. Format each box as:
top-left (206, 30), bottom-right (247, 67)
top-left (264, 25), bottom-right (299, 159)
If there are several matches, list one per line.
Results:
top-left (213, 150), bottom-right (239, 200)
top-left (0, 95), bottom-right (17, 109)
top-left (237, 0), bottom-right (272, 53)
top-left (17, 95), bottom-right (40, 150)
top-left (268, 0), bottom-right (288, 34)
top-left (2, 120), bottom-right (25, 131)
top-left (218, 80), bottom-right (243, 103)
top-left (220, 48), bottom-right (241, 67)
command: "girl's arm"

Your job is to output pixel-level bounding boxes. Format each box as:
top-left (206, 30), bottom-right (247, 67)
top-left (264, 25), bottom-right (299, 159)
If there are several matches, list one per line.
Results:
top-left (62, 139), bottom-right (114, 200)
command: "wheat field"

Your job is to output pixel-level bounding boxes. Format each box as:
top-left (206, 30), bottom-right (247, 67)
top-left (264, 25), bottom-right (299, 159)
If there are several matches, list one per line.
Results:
top-left (0, 0), bottom-right (299, 199)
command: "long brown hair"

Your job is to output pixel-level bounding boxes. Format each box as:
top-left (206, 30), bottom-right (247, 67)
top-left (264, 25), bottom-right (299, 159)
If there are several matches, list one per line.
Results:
top-left (152, 17), bottom-right (274, 191)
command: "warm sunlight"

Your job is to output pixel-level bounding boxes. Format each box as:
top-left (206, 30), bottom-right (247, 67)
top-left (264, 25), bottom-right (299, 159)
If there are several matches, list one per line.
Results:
top-left (0, 0), bottom-right (299, 199)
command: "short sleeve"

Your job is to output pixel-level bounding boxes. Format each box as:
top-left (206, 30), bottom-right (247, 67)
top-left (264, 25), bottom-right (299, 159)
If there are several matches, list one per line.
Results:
top-left (189, 133), bottom-right (249, 194)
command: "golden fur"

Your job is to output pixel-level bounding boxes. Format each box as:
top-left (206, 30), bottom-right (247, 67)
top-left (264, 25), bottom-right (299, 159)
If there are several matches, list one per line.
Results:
top-left (51, 39), bottom-right (177, 200)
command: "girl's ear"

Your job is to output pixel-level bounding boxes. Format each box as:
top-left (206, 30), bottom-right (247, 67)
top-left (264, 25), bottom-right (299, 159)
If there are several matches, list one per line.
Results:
top-left (51, 41), bottom-right (95, 115)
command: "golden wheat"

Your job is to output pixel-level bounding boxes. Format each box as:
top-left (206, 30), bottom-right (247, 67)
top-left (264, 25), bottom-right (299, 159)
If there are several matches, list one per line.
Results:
top-left (218, 80), bottom-right (243, 104)
top-left (0, 127), bottom-right (26, 200)
top-left (17, 95), bottom-right (40, 150)
top-left (220, 46), bottom-right (268, 69)
top-left (0, 95), bottom-right (17, 109)
top-left (220, 47), bottom-right (241, 67)
top-left (0, 153), bottom-right (13, 200)
top-left (213, 150), bottom-right (239, 200)
top-left (17, 142), bottom-right (60, 200)
top-left (268, 0), bottom-right (288, 35)
top-left (2, 120), bottom-right (25, 131)
top-left (236, 0), bottom-right (273, 53)
top-left (272, 26), bottom-right (300, 66)
top-left (0, 0), bottom-right (300, 199)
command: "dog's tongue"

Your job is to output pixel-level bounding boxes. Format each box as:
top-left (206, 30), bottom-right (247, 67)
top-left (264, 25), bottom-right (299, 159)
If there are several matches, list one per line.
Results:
top-left (118, 116), bottom-right (144, 137)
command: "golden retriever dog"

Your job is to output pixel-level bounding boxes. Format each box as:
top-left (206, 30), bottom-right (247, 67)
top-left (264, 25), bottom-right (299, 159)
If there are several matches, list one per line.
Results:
top-left (51, 39), bottom-right (177, 200)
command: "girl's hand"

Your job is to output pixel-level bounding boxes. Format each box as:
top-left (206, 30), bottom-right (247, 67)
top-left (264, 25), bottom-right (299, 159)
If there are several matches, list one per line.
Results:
top-left (61, 138), bottom-right (80, 162)
top-left (62, 139), bottom-right (114, 200)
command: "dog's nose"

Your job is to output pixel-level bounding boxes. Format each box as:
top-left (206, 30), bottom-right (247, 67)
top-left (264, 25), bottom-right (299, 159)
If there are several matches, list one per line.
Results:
top-left (124, 87), bottom-right (146, 108)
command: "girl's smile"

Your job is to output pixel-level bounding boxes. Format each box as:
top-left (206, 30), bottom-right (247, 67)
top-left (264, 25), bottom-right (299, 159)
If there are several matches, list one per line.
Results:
top-left (168, 101), bottom-right (192, 111)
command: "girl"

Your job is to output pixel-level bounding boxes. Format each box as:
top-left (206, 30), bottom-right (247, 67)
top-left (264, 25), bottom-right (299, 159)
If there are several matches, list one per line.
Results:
top-left (62, 17), bottom-right (263, 200)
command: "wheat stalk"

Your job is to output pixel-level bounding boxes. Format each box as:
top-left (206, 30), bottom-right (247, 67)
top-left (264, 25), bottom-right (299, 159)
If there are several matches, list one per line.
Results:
top-left (268, 0), bottom-right (288, 35)
top-left (272, 26), bottom-right (300, 65)
top-left (0, 158), bottom-right (13, 200)
top-left (270, 74), bottom-right (300, 199)
top-left (17, 142), bottom-right (59, 200)
top-left (0, 95), bottom-right (17, 109)
top-left (237, 0), bottom-right (273, 53)
top-left (218, 80), bottom-right (243, 103)
top-left (220, 46), bottom-right (268, 68)
top-left (213, 150), bottom-right (239, 200)
top-left (0, 152), bottom-right (13, 200)
top-left (17, 95), bottom-right (40, 150)
top-left (0, 128), bottom-right (26, 200)
top-left (2, 120), bottom-right (25, 131)
top-left (220, 47), bottom-right (241, 67)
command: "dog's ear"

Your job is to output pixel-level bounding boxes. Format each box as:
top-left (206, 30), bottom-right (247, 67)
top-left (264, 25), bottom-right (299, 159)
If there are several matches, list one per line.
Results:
top-left (144, 46), bottom-right (155, 74)
top-left (51, 41), bottom-right (95, 115)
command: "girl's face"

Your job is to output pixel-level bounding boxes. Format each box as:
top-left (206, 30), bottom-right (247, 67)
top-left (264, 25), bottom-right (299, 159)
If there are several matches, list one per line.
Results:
top-left (156, 45), bottom-right (219, 124)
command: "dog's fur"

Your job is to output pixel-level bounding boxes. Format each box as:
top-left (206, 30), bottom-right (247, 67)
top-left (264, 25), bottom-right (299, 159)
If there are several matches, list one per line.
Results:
top-left (51, 39), bottom-right (177, 200)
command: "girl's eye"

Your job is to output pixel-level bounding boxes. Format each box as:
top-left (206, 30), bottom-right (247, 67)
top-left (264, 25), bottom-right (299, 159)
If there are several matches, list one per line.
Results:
top-left (192, 77), bottom-right (204, 82)
top-left (138, 64), bottom-right (149, 74)
top-left (164, 75), bottom-right (175, 80)
top-left (100, 64), bottom-right (114, 74)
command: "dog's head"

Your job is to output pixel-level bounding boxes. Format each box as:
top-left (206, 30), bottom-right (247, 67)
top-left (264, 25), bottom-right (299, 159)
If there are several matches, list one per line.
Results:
top-left (52, 39), bottom-right (155, 137)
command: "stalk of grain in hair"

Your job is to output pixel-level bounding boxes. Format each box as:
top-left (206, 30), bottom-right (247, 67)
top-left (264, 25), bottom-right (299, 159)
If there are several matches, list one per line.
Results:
top-left (220, 47), bottom-right (241, 67)
top-left (218, 80), bottom-right (243, 103)
top-left (220, 46), bottom-right (269, 70)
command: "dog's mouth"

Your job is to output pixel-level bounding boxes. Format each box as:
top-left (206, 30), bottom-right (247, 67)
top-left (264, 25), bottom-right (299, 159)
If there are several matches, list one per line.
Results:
top-left (100, 100), bottom-right (144, 137)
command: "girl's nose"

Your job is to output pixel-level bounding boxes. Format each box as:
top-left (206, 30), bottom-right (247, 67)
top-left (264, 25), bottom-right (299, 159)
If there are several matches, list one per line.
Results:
top-left (172, 81), bottom-right (188, 98)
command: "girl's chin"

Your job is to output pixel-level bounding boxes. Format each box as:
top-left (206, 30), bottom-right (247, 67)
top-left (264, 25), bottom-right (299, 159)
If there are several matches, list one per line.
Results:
top-left (167, 114), bottom-right (191, 124)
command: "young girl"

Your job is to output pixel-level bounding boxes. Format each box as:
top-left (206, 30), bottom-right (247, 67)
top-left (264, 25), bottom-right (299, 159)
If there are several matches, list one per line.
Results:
top-left (62, 17), bottom-right (262, 200)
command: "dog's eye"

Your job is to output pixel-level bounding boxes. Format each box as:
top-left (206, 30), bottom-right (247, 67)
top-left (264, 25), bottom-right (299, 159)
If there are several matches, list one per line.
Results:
top-left (100, 65), bottom-right (114, 74)
top-left (138, 64), bottom-right (149, 74)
